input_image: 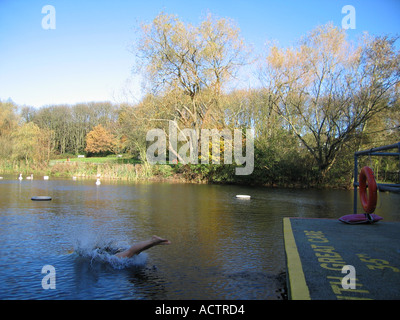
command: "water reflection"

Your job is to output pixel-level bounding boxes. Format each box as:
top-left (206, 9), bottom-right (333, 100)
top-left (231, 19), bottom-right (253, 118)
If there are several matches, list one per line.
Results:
top-left (0, 175), bottom-right (399, 299)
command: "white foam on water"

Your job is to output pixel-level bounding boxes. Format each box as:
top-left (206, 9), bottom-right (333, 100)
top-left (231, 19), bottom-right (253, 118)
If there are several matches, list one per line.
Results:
top-left (72, 231), bottom-right (148, 269)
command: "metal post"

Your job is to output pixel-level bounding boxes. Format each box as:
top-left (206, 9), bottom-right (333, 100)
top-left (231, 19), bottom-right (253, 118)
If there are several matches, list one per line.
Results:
top-left (398, 142), bottom-right (400, 184)
top-left (353, 142), bottom-right (400, 215)
top-left (353, 154), bottom-right (358, 214)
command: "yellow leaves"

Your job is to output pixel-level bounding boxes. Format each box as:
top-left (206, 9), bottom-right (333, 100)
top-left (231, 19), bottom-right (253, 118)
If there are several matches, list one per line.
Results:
top-left (11, 122), bottom-right (53, 163)
top-left (133, 11), bottom-right (249, 137)
top-left (0, 100), bottom-right (18, 137)
top-left (259, 22), bottom-right (400, 177)
top-left (266, 46), bottom-right (285, 69)
top-left (85, 124), bottom-right (117, 155)
top-left (264, 23), bottom-right (363, 96)
top-left (302, 23), bottom-right (346, 55)
top-left (137, 12), bottom-right (246, 95)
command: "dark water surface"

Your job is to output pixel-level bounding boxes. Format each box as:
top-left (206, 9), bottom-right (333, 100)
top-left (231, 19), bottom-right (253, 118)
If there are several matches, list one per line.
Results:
top-left (0, 175), bottom-right (399, 300)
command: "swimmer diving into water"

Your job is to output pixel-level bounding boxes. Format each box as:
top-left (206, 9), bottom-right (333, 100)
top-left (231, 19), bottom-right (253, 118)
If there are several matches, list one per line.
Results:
top-left (114, 235), bottom-right (171, 258)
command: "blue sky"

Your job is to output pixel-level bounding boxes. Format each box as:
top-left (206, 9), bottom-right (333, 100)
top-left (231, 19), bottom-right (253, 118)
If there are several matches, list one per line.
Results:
top-left (0, 0), bottom-right (399, 108)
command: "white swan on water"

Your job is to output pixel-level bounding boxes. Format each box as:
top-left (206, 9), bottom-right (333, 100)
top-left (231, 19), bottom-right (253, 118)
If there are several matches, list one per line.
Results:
top-left (96, 178), bottom-right (101, 185)
top-left (18, 174), bottom-right (23, 180)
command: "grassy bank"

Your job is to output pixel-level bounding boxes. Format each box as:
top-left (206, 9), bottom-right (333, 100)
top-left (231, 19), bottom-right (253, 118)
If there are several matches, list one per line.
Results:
top-left (0, 155), bottom-right (356, 188)
top-left (0, 156), bottom-right (187, 182)
top-left (49, 156), bottom-right (156, 180)
top-left (49, 155), bottom-right (142, 165)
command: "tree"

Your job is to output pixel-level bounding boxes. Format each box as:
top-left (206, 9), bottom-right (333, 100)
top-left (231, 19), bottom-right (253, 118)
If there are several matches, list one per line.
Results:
top-left (0, 100), bottom-right (18, 136)
top-left (11, 122), bottom-right (53, 165)
top-left (259, 23), bottom-right (400, 180)
top-left (33, 105), bottom-right (72, 154)
top-left (0, 100), bottom-right (19, 159)
top-left (32, 102), bottom-right (120, 155)
top-left (85, 124), bottom-right (116, 155)
top-left (132, 12), bottom-right (249, 160)
top-left (20, 106), bottom-right (37, 123)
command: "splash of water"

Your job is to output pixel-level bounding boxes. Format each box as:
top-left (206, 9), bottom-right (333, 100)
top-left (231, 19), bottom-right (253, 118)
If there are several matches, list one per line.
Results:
top-left (72, 232), bottom-right (147, 269)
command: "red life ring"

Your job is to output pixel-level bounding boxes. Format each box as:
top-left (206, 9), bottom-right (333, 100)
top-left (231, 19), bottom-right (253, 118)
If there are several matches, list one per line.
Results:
top-left (359, 166), bottom-right (377, 214)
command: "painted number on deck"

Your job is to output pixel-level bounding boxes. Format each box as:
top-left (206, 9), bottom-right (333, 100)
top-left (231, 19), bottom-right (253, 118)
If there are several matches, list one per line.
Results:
top-left (357, 254), bottom-right (400, 273)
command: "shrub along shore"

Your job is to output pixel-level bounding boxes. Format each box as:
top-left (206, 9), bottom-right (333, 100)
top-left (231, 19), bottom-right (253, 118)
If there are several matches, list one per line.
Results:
top-left (1, 156), bottom-right (156, 181)
top-left (0, 155), bottom-right (352, 188)
top-left (2, 150), bottom-right (398, 188)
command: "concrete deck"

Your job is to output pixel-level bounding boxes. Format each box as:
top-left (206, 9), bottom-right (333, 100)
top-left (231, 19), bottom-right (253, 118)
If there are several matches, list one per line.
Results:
top-left (283, 217), bottom-right (400, 300)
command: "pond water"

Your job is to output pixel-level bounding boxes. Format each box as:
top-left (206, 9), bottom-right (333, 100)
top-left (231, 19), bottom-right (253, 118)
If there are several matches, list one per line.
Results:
top-left (0, 175), bottom-right (399, 300)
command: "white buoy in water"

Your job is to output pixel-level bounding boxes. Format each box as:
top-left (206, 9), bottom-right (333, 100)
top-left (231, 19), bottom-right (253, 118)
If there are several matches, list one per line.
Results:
top-left (31, 196), bottom-right (52, 201)
top-left (236, 195), bottom-right (251, 199)
top-left (96, 178), bottom-right (101, 185)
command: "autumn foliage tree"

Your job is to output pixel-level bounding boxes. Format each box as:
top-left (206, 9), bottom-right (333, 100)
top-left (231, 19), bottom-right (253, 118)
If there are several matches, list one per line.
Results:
top-left (259, 23), bottom-right (400, 180)
top-left (85, 124), bottom-right (116, 156)
top-left (133, 13), bottom-right (249, 161)
top-left (0, 100), bottom-right (19, 160)
top-left (12, 122), bottom-right (53, 166)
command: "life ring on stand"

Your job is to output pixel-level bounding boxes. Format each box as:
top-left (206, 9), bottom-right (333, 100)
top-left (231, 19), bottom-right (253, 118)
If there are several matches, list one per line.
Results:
top-left (359, 166), bottom-right (377, 214)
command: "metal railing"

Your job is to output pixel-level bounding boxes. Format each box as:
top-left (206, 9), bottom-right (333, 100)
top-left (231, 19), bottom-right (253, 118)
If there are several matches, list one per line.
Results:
top-left (353, 142), bottom-right (400, 214)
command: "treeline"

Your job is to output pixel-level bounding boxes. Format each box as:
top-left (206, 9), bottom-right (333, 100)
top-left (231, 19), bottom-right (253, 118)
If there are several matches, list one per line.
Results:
top-left (1, 13), bottom-right (399, 187)
top-left (20, 102), bottom-right (121, 156)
